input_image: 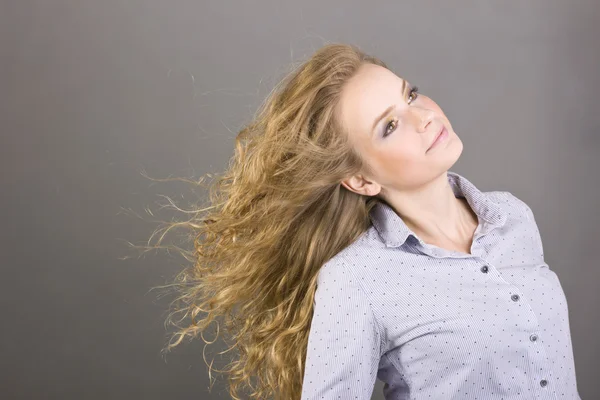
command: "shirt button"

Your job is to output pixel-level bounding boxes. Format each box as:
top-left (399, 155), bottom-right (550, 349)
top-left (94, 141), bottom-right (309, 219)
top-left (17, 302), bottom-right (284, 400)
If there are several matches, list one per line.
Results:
top-left (540, 379), bottom-right (548, 387)
top-left (530, 334), bottom-right (538, 342)
top-left (480, 266), bottom-right (489, 273)
top-left (511, 294), bottom-right (520, 301)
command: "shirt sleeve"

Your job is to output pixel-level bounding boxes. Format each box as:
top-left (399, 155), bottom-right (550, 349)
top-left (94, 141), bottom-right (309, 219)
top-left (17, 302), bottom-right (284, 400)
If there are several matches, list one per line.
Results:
top-left (300, 255), bottom-right (382, 400)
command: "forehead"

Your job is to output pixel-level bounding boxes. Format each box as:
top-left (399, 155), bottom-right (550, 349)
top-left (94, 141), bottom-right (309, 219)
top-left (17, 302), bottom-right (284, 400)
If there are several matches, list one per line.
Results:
top-left (338, 64), bottom-right (407, 139)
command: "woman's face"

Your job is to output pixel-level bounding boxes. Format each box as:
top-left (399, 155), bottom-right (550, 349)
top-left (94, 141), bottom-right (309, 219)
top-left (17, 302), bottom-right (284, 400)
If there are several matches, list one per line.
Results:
top-left (336, 63), bottom-right (463, 196)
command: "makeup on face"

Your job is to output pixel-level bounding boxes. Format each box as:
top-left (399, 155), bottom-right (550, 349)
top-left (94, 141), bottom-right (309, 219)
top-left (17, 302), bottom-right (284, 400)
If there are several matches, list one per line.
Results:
top-left (427, 125), bottom-right (449, 152)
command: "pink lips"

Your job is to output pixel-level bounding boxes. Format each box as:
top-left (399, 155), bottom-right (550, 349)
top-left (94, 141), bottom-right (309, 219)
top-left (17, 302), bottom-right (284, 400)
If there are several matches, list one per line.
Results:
top-left (428, 126), bottom-right (448, 151)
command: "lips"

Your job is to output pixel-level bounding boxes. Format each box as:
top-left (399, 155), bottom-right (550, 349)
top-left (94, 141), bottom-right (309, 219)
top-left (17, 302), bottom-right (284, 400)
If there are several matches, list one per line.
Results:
top-left (428, 126), bottom-right (446, 150)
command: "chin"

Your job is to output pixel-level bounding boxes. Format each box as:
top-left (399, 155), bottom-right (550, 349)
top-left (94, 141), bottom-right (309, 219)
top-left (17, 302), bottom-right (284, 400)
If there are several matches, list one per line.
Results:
top-left (438, 135), bottom-right (463, 171)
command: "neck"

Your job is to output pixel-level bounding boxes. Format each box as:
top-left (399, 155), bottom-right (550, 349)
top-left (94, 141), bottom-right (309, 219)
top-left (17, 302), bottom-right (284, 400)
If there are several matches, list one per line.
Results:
top-left (379, 173), bottom-right (477, 243)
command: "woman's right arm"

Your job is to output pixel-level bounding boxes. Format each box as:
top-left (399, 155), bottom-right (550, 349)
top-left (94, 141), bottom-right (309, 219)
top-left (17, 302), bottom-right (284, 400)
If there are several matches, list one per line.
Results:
top-left (300, 256), bottom-right (382, 400)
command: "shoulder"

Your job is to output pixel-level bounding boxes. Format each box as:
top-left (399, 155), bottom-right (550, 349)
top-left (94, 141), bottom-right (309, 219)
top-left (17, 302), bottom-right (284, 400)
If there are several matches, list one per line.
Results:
top-left (315, 252), bottom-right (386, 355)
top-left (486, 190), bottom-right (545, 258)
top-left (485, 190), bottom-right (534, 222)
top-left (316, 251), bottom-right (359, 289)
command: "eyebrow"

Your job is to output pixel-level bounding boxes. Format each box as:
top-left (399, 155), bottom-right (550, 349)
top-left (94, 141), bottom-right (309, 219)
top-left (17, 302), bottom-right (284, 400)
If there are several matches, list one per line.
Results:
top-left (371, 79), bottom-right (407, 136)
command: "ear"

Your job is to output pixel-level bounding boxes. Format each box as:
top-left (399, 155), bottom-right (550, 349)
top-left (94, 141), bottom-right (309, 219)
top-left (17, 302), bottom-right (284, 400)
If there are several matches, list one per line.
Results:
top-left (340, 175), bottom-right (382, 197)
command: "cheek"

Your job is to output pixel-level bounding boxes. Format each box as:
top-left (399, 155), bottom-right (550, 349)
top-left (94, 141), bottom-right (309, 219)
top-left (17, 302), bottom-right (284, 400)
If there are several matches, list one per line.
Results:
top-left (374, 144), bottom-right (442, 189)
top-left (428, 101), bottom-right (448, 120)
top-left (420, 96), bottom-right (445, 114)
top-left (372, 142), bottom-right (423, 175)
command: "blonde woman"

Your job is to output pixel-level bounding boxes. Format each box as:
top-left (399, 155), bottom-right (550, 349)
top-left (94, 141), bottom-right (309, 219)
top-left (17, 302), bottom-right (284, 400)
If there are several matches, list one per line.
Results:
top-left (146, 43), bottom-right (580, 399)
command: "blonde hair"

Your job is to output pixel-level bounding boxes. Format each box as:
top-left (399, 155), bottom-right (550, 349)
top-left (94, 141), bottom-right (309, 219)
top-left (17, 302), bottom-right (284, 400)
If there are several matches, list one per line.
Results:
top-left (131, 43), bottom-right (390, 399)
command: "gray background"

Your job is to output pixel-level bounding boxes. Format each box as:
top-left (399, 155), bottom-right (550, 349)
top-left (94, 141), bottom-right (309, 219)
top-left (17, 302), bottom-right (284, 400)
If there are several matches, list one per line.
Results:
top-left (1, 1), bottom-right (598, 399)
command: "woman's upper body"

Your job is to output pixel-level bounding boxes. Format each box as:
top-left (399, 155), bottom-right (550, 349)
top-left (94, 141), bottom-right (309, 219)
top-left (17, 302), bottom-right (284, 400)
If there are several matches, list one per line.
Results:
top-left (154, 43), bottom-right (579, 400)
top-left (300, 170), bottom-right (580, 400)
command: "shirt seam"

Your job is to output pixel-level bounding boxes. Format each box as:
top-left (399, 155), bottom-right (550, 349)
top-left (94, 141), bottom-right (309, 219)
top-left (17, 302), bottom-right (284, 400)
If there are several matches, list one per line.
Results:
top-left (383, 351), bottom-right (414, 393)
top-left (337, 251), bottom-right (415, 392)
top-left (337, 253), bottom-right (387, 358)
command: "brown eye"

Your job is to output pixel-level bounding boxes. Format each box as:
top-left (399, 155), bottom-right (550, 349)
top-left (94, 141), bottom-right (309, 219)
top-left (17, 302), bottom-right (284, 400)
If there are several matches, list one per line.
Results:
top-left (407, 86), bottom-right (419, 104)
top-left (381, 85), bottom-right (419, 138)
top-left (383, 118), bottom-right (397, 138)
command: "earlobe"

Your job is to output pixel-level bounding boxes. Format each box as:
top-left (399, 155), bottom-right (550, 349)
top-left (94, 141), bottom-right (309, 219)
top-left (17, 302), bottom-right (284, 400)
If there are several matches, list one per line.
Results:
top-left (368, 184), bottom-right (382, 197)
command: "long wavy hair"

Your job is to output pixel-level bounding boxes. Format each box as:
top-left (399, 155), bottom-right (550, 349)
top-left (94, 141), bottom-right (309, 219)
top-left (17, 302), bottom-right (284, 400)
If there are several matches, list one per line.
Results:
top-left (131, 43), bottom-right (390, 399)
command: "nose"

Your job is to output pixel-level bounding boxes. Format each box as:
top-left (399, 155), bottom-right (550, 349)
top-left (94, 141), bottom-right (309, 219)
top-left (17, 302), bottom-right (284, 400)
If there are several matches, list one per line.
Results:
top-left (410, 108), bottom-right (435, 133)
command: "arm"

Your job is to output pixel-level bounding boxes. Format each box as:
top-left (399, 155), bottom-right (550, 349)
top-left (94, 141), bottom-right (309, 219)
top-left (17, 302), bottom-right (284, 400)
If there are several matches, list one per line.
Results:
top-left (301, 256), bottom-right (382, 400)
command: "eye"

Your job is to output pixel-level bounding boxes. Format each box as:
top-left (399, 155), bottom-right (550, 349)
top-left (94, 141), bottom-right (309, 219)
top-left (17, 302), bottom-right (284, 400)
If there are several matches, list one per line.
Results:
top-left (382, 86), bottom-right (419, 138)
top-left (407, 85), bottom-right (419, 104)
top-left (383, 118), bottom-right (397, 138)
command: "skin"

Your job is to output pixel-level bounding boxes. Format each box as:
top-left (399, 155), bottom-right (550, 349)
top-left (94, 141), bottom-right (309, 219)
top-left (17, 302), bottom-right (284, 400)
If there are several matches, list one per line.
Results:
top-left (335, 63), bottom-right (479, 253)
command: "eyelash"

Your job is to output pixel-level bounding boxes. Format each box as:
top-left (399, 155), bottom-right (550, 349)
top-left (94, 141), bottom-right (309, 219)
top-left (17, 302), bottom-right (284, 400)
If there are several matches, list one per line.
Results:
top-left (382, 85), bottom-right (419, 138)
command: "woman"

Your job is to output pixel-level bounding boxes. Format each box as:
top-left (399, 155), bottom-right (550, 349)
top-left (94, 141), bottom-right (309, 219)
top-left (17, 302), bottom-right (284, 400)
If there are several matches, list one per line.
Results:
top-left (146, 43), bottom-right (580, 399)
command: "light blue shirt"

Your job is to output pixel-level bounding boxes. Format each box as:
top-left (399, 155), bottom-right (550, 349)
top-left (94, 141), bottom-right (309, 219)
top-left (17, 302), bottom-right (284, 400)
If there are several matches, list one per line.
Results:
top-left (301, 171), bottom-right (580, 400)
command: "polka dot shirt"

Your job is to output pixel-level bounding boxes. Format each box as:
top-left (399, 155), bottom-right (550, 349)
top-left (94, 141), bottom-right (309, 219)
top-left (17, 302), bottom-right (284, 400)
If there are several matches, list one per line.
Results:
top-left (301, 171), bottom-right (580, 400)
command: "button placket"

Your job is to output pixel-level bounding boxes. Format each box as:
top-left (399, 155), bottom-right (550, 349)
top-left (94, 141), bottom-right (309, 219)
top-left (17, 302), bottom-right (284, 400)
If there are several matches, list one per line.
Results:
top-left (488, 268), bottom-right (554, 394)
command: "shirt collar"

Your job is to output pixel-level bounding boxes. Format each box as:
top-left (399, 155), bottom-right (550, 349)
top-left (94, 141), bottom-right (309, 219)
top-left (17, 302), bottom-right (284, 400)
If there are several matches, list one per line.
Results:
top-left (369, 171), bottom-right (508, 248)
